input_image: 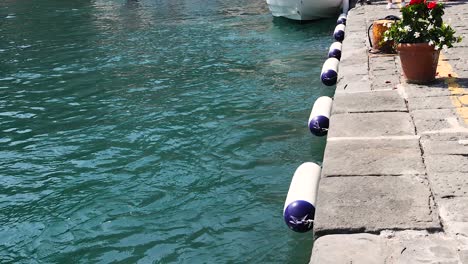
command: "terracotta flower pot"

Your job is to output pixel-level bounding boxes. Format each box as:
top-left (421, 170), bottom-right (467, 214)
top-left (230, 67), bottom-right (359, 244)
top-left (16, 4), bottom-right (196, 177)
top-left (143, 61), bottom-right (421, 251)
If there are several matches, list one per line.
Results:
top-left (397, 43), bottom-right (440, 84)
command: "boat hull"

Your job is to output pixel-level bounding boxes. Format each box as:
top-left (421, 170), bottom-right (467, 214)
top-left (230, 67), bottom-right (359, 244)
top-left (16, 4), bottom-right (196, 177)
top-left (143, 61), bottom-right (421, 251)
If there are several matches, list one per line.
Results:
top-left (266, 0), bottom-right (343, 20)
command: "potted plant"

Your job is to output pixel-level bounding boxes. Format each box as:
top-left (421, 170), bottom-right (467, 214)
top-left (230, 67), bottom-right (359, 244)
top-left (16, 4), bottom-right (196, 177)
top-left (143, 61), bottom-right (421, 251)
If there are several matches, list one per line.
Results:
top-left (383, 0), bottom-right (462, 83)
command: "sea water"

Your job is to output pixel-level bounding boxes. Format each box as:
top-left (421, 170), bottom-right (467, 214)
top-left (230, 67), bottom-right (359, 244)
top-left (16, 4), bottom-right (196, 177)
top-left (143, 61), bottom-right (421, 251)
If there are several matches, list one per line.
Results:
top-left (0, 0), bottom-right (335, 262)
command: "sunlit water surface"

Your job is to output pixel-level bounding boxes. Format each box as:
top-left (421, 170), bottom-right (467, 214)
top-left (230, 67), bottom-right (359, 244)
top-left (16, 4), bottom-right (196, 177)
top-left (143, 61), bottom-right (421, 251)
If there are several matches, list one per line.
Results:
top-left (0, 0), bottom-right (335, 262)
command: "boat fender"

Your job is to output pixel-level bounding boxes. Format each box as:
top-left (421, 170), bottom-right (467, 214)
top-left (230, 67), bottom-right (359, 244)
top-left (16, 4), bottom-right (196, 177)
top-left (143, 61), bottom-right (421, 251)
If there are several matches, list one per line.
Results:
top-left (337, 13), bottom-right (347, 25)
top-left (283, 162), bottom-right (321, 233)
top-left (320, 58), bottom-right (339, 86)
top-left (328, 42), bottom-right (342, 60)
top-left (334, 24), bottom-right (346, 42)
top-left (308, 96), bottom-right (332, 136)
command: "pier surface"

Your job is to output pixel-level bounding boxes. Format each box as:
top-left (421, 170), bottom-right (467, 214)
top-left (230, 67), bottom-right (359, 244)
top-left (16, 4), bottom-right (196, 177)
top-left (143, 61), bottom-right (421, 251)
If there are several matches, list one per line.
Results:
top-left (311, 1), bottom-right (468, 263)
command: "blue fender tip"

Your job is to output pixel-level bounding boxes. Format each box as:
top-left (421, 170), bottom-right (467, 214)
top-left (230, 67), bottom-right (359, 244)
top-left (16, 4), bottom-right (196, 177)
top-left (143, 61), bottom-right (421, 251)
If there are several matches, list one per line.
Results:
top-left (284, 200), bottom-right (316, 233)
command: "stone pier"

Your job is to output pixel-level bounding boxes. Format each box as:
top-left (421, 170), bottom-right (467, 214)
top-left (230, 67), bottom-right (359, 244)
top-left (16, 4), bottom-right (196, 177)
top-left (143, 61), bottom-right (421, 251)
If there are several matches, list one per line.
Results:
top-left (310, 1), bottom-right (468, 263)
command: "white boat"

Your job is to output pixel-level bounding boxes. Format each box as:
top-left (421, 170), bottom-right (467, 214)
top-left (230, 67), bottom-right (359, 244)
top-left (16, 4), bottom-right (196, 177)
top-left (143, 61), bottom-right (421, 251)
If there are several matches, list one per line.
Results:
top-left (266, 0), bottom-right (344, 21)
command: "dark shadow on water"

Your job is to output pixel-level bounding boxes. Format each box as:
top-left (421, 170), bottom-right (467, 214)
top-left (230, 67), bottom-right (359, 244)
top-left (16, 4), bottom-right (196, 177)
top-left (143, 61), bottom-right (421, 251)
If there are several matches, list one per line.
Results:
top-left (125, 0), bottom-right (140, 9)
top-left (271, 16), bottom-right (337, 33)
top-left (272, 16), bottom-right (336, 26)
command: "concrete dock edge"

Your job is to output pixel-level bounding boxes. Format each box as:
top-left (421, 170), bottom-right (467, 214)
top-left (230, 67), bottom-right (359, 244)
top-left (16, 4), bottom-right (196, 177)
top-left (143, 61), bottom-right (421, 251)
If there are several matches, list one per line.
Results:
top-left (310, 1), bottom-right (468, 263)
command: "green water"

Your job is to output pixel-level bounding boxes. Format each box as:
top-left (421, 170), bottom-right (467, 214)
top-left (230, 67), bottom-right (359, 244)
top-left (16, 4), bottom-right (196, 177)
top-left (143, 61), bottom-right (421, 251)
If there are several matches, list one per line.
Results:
top-left (0, 0), bottom-right (335, 263)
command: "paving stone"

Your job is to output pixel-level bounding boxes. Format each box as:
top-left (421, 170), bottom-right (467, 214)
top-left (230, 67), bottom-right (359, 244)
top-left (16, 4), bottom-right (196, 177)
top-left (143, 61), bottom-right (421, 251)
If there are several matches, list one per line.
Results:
top-left (370, 67), bottom-right (398, 77)
top-left (369, 56), bottom-right (396, 69)
top-left (310, 232), bottom-right (464, 264)
top-left (344, 31), bottom-right (367, 40)
top-left (311, 2), bottom-right (468, 262)
top-left (314, 176), bottom-right (440, 236)
top-left (438, 197), bottom-right (468, 237)
top-left (442, 57), bottom-right (463, 69)
top-left (404, 81), bottom-right (451, 98)
top-left (343, 29), bottom-right (367, 38)
top-left (445, 46), bottom-right (468, 55)
top-left (338, 62), bottom-right (367, 77)
top-left (337, 73), bottom-right (369, 84)
top-left (408, 95), bottom-right (461, 111)
top-left (421, 132), bottom-right (468, 141)
top-left (455, 59), bottom-right (468, 73)
top-left (346, 25), bottom-right (366, 33)
top-left (371, 74), bottom-right (401, 90)
top-left (425, 155), bottom-right (468, 173)
top-left (439, 197), bottom-right (468, 221)
top-left (342, 40), bottom-right (368, 50)
top-left (460, 250), bottom-right (468, 264)
top-left (322, 139), bottom-right (425, 176)
top-left (439, 198), bottom-right (468, 221)
top-left (310, 234), bottom-right (386, 264)
top-left (328, 112), bottom-right (415, 137)
top-left (332, 90), bottom-right (407, 113)
top-left (428, 172), bottom-right (468, 198)
top-left (393, 232), bottom-right (461, 264)
top-left (335, 79), bottom-right (371, 93)
top-left (412, 108), bottom-right (460, 133)
top-left (458, 239), bottom-right (468, 264)
top-left (421, 134), bottom-right (468, 155)
top-left (340, 47), bottom-right (368, 62)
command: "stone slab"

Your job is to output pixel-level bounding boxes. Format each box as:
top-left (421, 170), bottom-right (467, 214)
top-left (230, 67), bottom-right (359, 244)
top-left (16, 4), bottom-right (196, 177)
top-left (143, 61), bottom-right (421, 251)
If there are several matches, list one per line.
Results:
top-left (428, 172), bottom-right (468, 198)
top-left (332, 90), bottom-right (407, 113)
top-left (339, 51), bottom-right (368, 67)
top-left (422, 132), bottom-right (468, 140)
top-left (310, 234), bottom-right (385, 264)
top-left (371, 74), bottom-right (401, 91)
top-left (369, 56), bottom-right (396, 70)
top-left (421, 134), bottom-right (468, 155)
top-left (339, 47), bottom-right (368, 63)
top-left (314, 176), bottom-right (440, 236)
top-left (412, 108), bottom-right (460, 133)
top-left (460, 250), bottom-right (468, 264)
top-left (394, 233), bottom-right (461, 264)
top-left (408, 95), bottom-right (461, 111)
top-left (335, 79), bottom-right (371, 93)
top-left (438, 197), bottom-right (468, 237)
top-left (425, 155), bottom-right (468, 173)
top-left (311, 232), bottom-right (463, 264)
top-left (338, 62), bottom-right (368, 77)
top-left (311, 2), bottom-right (468, 263)
top-left (370, 67), bottom-right (398, 77)
top-left (455, 59), bottom-right (468, 74)
top-left (328, 112), bottom-right (415, 138)
top-left (404, 81), bottom-right (451, 98)
top-left (345, 25), bottom-right (367, 34)
top-left (322, 139), bottom-right (425, 176)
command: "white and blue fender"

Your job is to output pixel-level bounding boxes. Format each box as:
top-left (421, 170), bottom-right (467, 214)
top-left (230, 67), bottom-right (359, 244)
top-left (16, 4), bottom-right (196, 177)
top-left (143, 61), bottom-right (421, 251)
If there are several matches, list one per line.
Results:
top-left (337, 13), bottom-right (347, 25)
top-left (320, 58), bottom-right (339, 86)
top-left (283, 162), bottom-right (321, 233)
top-left (334, 24), bottom-right (346, 42)
top-left (328, 42), bottom-right (342, 61)
top-left (308, 96), bottom-right (332, 136)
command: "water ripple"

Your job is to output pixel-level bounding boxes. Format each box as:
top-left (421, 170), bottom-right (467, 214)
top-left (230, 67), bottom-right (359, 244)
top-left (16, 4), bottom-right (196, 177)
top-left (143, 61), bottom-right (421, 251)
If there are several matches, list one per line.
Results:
top-left (0, 0), bottom-right (335, 262)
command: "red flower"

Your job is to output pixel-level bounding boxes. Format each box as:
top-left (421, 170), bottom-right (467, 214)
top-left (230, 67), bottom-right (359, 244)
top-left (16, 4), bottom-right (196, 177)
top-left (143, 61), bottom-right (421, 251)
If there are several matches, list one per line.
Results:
top-left (409, 0), bottom-right (424, 5)
top-left (427, 1), bottom-right (437, 8)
